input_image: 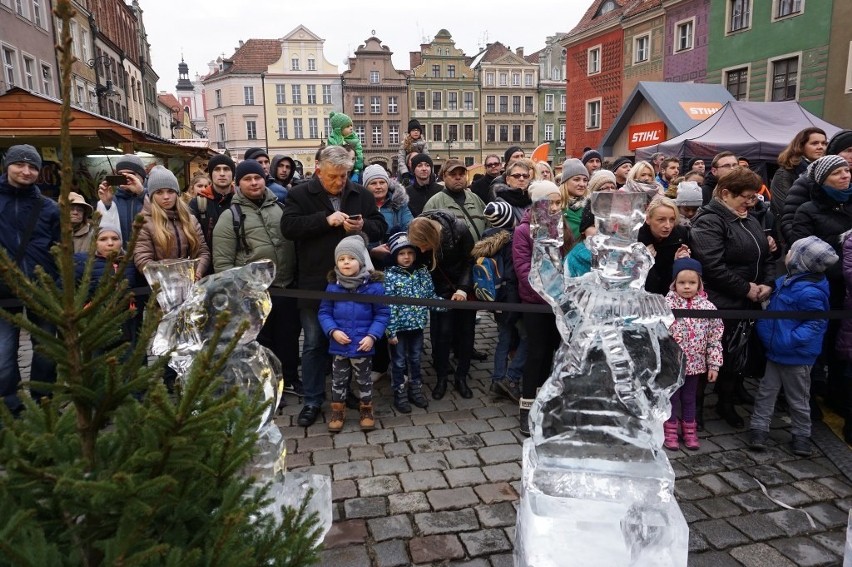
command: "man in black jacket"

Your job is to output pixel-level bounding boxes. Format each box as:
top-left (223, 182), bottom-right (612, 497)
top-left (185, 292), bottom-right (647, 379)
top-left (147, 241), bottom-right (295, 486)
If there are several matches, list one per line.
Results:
top-left (701, 151), bottom-right (738, 205)
top-left (280, 145), bottom-right (387, 427)
top-left (405, 153), bottom-right (441, 217)
top-left (470, 154), bottom-right (501, 204)
top-left (189, 154), bottom-right (235, 250)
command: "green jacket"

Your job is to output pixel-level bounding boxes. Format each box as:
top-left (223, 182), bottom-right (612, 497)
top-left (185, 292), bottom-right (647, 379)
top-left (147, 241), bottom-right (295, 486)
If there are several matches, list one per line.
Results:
top-left (422, 189), bottom-right (487, 241)
top-left (212, 188), bottom-right (295, 288)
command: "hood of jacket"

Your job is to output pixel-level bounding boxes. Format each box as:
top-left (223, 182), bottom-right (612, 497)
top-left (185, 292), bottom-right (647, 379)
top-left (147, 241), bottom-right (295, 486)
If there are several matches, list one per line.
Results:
top-left (384, 179), bottom-right (410, 211)
top-left (470, 228), bottom-right (511, 258)
top-left (271, 155), bottom-right (296, 187)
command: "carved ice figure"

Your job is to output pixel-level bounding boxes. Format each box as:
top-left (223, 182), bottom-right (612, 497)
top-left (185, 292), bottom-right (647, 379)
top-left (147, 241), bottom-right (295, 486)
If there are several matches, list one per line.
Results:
top-left (515, 190), bottom-right (688, 567)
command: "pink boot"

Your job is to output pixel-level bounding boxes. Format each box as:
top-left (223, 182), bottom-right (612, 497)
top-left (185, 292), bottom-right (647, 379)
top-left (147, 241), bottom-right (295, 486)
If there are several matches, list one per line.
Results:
top-left (663, 421), bottom-right (679, 451)
top-left (681, 420), bottom-right (700, 450)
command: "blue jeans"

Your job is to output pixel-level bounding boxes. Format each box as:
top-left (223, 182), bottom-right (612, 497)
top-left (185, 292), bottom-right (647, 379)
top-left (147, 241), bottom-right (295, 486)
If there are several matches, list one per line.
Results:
top-left (0, 308), bottom-right (56, 412)
top-left (300, 308), bottom-right (329, 408)
top-left (391, 330), bottom-right (424, 392)
top-left (492, 317), bottom-right (527, 383)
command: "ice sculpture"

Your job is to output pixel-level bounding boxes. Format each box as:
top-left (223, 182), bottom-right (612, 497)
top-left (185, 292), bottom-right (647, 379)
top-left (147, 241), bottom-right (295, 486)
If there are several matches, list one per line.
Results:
top-left (514, 191), bottom-right (688, 566)
top-left (146, 259), bottom-right (332, 537)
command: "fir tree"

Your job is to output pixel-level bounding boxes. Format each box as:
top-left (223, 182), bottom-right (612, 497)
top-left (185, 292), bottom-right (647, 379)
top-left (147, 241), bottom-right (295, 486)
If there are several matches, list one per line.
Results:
top-left (0, 2), bottom-right (322, 565)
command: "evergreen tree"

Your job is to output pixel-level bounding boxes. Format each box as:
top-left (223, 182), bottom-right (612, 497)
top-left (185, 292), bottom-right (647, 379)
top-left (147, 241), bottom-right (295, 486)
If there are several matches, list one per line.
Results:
top-left (0, 3), bottom-right (321, 565)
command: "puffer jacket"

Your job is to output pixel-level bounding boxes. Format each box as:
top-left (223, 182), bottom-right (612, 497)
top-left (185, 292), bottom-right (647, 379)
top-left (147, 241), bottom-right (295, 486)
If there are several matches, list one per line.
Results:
top-left (638, 223), bottom-right (689, 296)
top-left (666, 289), bottom-right (724, 375)
top-left (384, 265), bottom-right (435, 337)
top-left (770, 162), bottom-right (808, 224)
top-left (73, 252), bottom-right (138, 299)
top-left (212, 187), bottom-right (295, 288)
top-left (513, 209), bottom-right (547, 305)
top-left (779, 172), bottom-right (813, 246)
top-left (690, 198), bottom-right (774, 310)
top-left (492, 182), bottom-right (531, 225)
top-left (836, 232), bottom-right (852, 360)
top-left (418, 209), bottom-right (474, 298)
top-left (377, 180), bottom-right (414, 239)
top-left (757, 272), bottom-right (830, 366)
top-left (134, 200), bottom-right (211, 277)
top-left (318, 271), bottom-right (390, 357)
top-left (0, 175), bottom-right (60, 296)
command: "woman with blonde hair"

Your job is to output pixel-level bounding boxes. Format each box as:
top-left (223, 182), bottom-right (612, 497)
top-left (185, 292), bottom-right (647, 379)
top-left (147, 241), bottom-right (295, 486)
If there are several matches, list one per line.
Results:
top-left (639, 197), bottom-right (690, 295)
top-left (184, 171), bottom-right (211, 204)
top-left (557, 158), bottom-right (590, 240)
top-left (134, 166), bottom-right (210, 279)
top-left (534, 161), bottom-right (554, 182)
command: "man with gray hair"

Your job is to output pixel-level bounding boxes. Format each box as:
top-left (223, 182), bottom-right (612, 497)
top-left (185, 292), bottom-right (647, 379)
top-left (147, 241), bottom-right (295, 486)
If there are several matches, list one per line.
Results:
top-left (280, 145), bottom-right (387, 427)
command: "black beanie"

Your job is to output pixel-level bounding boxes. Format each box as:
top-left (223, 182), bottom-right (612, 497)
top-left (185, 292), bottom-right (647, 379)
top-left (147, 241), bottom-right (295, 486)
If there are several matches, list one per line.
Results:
top-left (207, 154), bottom-right (235, 174)
top-left (244, 147), bottom-right (269, 161)
top-left (410, 153), bottom-right (433, 171)
top-left (408, 119), bottom-right (422, 134)
top-left (581, 149), bottom-right (602, 165)
top-left (235, 160), bottom-right (266, 184)
top-left (827, 130), bottom-right (852, 156)
top-left (504, 146), bottom-right (523, 165)
top-left (609, 156), bottom-right (633, 172)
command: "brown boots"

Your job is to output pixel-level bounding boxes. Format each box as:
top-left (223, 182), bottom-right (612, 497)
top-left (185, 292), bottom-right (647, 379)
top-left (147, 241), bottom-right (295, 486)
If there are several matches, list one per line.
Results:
top-left (327, 401), bottom-right (375, 432)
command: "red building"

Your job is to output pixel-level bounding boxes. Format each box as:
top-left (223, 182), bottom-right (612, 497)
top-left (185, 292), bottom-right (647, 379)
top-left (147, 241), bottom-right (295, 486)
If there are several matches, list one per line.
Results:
top-left (562, 0), bottom-right (633, 158)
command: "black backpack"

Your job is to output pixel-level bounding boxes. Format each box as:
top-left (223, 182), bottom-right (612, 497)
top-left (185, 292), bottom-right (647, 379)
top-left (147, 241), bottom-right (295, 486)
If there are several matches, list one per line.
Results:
top-left (229, 201), bottom-right (285, 261)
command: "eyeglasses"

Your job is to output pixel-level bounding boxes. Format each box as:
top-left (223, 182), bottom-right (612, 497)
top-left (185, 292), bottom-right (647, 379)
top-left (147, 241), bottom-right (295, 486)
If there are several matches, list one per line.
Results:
top-left (508, 173), bottom-right (530, 180)
top-left (485, 162), bottom-right (501, 167)
top-left (715, 162), bottom-right (739, 170)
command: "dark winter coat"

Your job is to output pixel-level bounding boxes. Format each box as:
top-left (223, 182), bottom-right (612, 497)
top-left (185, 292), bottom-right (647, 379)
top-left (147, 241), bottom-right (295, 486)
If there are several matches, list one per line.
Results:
top-left (418, 210), bottom-right (474, 298)
top-left (0, 174), bottom-right (60, 297)
top-left (271, 155), bottom-right (297, 188)
top-left (836, 233), bottom-right (852, 360)
top-left (492, 182), bottom-right (531, 225)
top-left (757, 272), bottom-right (830, 366)
top-left (405, 179), bottom-right (442, 218)
top-left (280, 177), bottom-right (387, 304)
top-left (770, 163), bottom-right (808, 223)
top-left (73, 252), bottom-right (138, 299)
top-left (779, 172), bottom-right (813, 246)
top-left (690, 198), bottom-right (775, 310)
top-left (470, 173), bottom-right (497, 204)
top-left (318, 271), bottom-right (390, 357)
top-left (189, 186), bottom-right (234, 249)
top-left (384, 265), bottom-right (436, 337)
top-left (700, 171), bottom-right (719, 206)
top-left (109, 188), bottom-right (146, 244)
top-left (376, 180), bottom-right (414, 241)
top-left (638, 223), bottom-right (689, 296)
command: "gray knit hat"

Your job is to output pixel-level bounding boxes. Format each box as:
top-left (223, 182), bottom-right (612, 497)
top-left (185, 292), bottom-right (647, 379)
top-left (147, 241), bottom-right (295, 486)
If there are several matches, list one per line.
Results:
top-left (559, 158), bottom-right (589, 185)
top-left (788, 235), bottom-right (839, 274)
top-left (587, 169), bottom-right (617, 193)
top-left (115, 154), bottom-right (147, 180)
top-left (807, 155), bottom-right (848, 186)
top-left (484, 201), bottom-right (514, 229)
top-left (674, 181), bottom-right (703, 207)
top-left (362, 164), bottom-right (389, 187)
top-left (97, 220), bottom-right (123, 244)
top-left (146, 165), bottom-right (181, 196)
top-left (335, 235), bottom-right (368, 267)
top-left (4, 144), bottom-right (42, 171)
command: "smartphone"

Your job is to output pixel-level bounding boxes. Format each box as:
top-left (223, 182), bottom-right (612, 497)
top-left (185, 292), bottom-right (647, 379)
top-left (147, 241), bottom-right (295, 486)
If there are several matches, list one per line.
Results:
top-left (105, 174), bottom-right (127, 186)
top-left (348, 214), bottom-right (362, 221)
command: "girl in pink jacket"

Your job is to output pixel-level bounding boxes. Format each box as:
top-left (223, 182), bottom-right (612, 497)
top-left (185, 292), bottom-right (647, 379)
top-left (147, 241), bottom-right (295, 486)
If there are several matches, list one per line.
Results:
top-left (665, 258), bottom-right (724, 450)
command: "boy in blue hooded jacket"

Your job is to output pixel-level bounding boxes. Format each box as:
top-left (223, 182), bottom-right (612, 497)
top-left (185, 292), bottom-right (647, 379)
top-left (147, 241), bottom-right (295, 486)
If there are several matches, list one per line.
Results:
top-left (750, 235), bottom-right (838, 457)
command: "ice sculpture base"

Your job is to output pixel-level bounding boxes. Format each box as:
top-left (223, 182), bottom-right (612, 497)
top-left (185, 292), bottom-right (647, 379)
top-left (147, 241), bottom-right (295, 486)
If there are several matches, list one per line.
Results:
top-left (515, 440), bottom-right (688, 567)
top-left (264, 472), bottom-right (333, 540)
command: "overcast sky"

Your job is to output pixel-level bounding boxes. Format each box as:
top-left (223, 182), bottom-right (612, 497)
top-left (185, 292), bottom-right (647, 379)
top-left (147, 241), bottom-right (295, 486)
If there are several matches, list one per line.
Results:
top-left (141, 0), bottom-right (590, 91)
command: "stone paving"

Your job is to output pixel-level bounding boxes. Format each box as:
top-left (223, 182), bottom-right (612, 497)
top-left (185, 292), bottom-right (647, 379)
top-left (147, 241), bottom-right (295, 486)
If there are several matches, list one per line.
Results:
top-left (273, 315), bottom-right (852, 567)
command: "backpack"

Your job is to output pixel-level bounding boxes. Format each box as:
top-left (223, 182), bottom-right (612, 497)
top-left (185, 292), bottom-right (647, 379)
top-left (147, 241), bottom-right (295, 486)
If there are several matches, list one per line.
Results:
top-left (472, 255), bottom-right (506, 302)
top-left (230, 201), bottom-right (286, 261)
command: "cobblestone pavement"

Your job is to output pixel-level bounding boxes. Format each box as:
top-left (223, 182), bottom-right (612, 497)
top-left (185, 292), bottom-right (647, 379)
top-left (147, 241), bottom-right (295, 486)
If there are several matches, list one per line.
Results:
top-left (273, 315), bottom-right (852, 567)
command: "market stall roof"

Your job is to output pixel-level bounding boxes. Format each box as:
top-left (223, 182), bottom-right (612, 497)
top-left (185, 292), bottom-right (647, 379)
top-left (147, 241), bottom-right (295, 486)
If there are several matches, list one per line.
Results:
top-left (0, 88), bottom-right (218, 160)
top-left (635, 100), bottom-right (842, 162)
top-left (600, 82), bottom-right (735, 156)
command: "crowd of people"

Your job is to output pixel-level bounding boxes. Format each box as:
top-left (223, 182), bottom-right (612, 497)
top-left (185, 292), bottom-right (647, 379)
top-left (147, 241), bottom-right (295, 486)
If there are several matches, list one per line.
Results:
top-left (1, 122), bottom-right (852, 455)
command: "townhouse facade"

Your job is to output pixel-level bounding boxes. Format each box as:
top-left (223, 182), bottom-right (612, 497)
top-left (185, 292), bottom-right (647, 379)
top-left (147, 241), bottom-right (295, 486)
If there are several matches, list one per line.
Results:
top-left (1, 0), bottom-right (59, 99)
top-left (531, 34), bottom-right (569, 166)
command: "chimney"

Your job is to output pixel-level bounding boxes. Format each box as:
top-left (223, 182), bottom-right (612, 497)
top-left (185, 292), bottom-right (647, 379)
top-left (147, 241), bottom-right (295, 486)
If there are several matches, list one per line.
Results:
top-left (410, 51), bottom-right (422, 69)
top-left (516, 47), bottom-right (524, 58)
top-left (238, 40), bottom-right (244, 48)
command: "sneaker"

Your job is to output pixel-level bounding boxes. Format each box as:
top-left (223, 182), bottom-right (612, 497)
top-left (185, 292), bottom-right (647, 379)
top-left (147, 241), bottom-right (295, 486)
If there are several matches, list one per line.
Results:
top-left (283, 378), bottom-right (303, 396)
top-left (790, 435), bottom-right (812, 457)
top-left (748, 429), bottom-right (769, 451)
top-left (495, 378), bottom-right (520, 403)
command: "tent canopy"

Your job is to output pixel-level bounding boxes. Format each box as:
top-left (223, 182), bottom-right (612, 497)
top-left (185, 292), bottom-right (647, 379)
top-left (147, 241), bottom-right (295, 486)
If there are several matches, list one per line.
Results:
top-left (634, 101), bottom-right (842, 162)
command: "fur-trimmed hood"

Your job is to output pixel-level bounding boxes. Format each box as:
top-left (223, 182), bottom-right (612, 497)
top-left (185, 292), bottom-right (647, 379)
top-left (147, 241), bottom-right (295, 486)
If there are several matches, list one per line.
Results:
top-left (470, 228), bottom-right (512, 258)
top-left (384, 180), bottom-right (410, 211)
top-left (326, 269), bottom-right (384, 283)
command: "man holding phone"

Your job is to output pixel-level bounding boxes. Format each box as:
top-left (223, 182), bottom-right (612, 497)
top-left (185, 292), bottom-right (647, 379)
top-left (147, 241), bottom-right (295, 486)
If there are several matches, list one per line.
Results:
top-left (96, 154), bottom-right (147, 243)
top-left (280, 145), bottom-right (387, 427)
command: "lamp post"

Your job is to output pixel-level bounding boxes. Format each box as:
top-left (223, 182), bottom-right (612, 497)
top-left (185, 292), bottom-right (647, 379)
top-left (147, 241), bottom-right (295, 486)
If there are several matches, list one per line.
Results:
top-left (86, 55), bottom-right (117, 116)
top-left (446, 137), bottom-right (455, 158)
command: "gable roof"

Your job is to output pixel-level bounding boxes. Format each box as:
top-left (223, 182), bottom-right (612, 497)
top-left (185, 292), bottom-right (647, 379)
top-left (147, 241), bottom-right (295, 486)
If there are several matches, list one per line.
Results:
top-left (469, 42), bottom-right (530, 68)
top-left (281, 25), bottom-right (323, 42)
top-left (566, 0), bottom-right (635, 40)
top-left (203, 39), bottom-right (281, 80)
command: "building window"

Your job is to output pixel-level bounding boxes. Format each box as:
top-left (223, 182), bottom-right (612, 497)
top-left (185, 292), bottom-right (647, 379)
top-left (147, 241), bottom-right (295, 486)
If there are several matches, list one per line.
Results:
top-left (291, 57), bottom-right (300, 71)
top-left (463, 124), bottom-right (473, 141)
top-left (389, 124), bottom-right (400, 145)
top-left (432, 91), bottom-right (442, 110)
top-left (275, 84), bottom-right (286, 104)
top-left (23, 56), bottom-right (34, 90)
top-left (634, 35), bottom-right (650, 64)
top-left (40, 64), bottom-right (51, 96)
top-left (499, 125), bottom-right (508, 142)
top-left (499, 95), bottom-right (508, 113)
top-left (432, 124), bottom-right (442, 142)
top-left (525, 125), bottom-right (534, 142)
top-left (512, 125), bottom-right (521, 142)
top-left (729, 0), bottom-right (751, 32)
top-left (561, 94), bottom-right (566, 112)
top-left (354, 124), bottom-right (365, 144)
top-left (293, 118), bottom-right (303, 139)
top-left (370, 95), bottom-right (380, 113)
top-left (215, 89), bottom-right (222, 107)
top-left (725, 67), bottom-right (749, 100)
top-left (322, 84), bottom-right (332, 104)
top-left (512, 96), bottom-right (521, 113)
top-left (499, 73), bottom-right (508, 86)
top-left (544, 94), bottom-right (554, 112)
top-left (774, 0), bottom-right (802, 19)
top-left (309, 117), bottom-right (319, 138)
top-left (353, 95), bottom-right (364, 114)
top-left (447, 65), bottom-right (455, 78)
top-left (486, 95), bottom-right (495, 113)
top-left (675, 19), bottom-right (694, 52)
top-left (770, 56), bottom-right (799, 101)
top-left (552, 67), bottom-right (561, 81)
top-left (246, 120), bottom-right (257, 140)
top-left (243, 86), bottom-right (254, 105)
top-left (512, 73), bottom-right (520, 86)
top-left (307, 58), bottom-right (316, 71)
top-left (486, 125), bottom-right (496, 143)
top-left (588, 46), bottom-right (601, 74)
top-left (525, 73), bottom-right (534, 86)
top-left (387, 96), bottom-right (398, 114)
top-left (372, 125), bottom-right (382, 146)
top-left (464, 91), bottom-right (473, 111)
top-left (448, 124), bottom-right (458, 142)
top-left (560, 123), bottom-right (566, 142)
top-left (486, 72), bottom-right (494, 86)
top-left (81, 29), bottom-right (89, 61)
top-left (525, 96), bottom-right (534, 113)
top-left (14, 0), bottom-right (27, 17)
top-left (324, 117), bottom-right (331, 137)
top-left (291, 84), bottom-right (301, 104)
top-left (586, 99), bottom-right (601, 130)
top-left (218, 122), bottom-right (226, 142)
top-left (465, 157), bottom-right (474, 167)
top-left (369, 70), bottom-right (379, 84)
top-left (432, 64), bottom-right (440, 78)
top-left (277, 118), bottom-right (288, 139)
top-left (545, 124), bottom-right (554, 141)
top-left (448, 91), bottom-right (458, 110)
top-left (416, 91), bottom-right (425, 110)
top-left (32, 0), bottom-right (43, 27)
top-left (307, 84), bottom-right (316, 104)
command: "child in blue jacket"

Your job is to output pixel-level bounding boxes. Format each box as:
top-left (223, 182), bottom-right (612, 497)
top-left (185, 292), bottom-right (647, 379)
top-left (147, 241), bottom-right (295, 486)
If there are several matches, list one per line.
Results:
top-left (318, 235), bottom-right (390, 432)
top-left (750, 236), bottom-right (838, 457)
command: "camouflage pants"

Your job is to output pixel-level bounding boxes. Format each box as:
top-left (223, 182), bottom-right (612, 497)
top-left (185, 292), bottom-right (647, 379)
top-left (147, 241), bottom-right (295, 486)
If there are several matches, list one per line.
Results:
top-left (331, 355), bottom-right (373, 403)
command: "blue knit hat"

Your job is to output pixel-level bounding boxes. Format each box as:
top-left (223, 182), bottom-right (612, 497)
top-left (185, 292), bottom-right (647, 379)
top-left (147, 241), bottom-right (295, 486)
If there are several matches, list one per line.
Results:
top-left (672, 257), bottom-right (703, 279)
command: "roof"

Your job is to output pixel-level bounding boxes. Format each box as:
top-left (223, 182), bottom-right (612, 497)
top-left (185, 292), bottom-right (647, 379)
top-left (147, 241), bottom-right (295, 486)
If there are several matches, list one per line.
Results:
top-left (566, 0), bottom-right (634, 39)
top-left (203, 39), bottom-right (281, 80)
top-left (525, 48), bottom-right (543, 64)
top-left (600, 81), bottom-right (736, 155)
top-left (622, 0), bottom-right (662, 19)
top-left (634, 100), bottom-right (843, 162)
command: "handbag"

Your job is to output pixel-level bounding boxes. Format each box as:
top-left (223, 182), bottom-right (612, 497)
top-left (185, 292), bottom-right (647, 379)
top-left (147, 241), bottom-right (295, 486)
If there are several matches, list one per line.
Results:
top-left (723, 319), bottom-right (754, 375)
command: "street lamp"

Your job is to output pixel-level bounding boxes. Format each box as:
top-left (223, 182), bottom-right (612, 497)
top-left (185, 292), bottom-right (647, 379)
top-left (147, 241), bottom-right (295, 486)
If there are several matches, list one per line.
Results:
top-left (446, 137), bottom-right (455, 158)
top-left (86, 55), bottom-right (118, 116)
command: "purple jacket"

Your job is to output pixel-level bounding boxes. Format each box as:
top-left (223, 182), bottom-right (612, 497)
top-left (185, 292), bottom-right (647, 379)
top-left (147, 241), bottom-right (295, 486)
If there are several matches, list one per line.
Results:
top-left (837, 234), bottom-right (852, 360)
top-left (512, 210), bottom-right (548, 305)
